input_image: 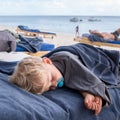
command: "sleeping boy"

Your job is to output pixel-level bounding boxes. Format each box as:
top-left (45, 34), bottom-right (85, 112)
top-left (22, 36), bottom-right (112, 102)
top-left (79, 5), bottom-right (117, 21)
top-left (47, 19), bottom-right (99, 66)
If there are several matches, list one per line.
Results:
top-left (10, 43), bottom-right (117, 116)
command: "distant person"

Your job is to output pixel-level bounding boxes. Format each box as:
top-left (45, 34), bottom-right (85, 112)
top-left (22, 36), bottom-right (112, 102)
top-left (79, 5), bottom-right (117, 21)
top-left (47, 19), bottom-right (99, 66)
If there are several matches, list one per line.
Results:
top-left (89, 28), bottom-right (120, 40)
top-left (75, 25), bottom-right (80, 37)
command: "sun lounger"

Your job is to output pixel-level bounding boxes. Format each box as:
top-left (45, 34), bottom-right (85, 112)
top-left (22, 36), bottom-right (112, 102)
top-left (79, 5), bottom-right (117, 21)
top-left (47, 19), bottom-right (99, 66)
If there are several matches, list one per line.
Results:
top-left (16, 25), bottom-right (40, 37)
top-left (74, 34), bottom-right (120, 49)
top-left (16, 25), bottom-right (56, 39)
top-left (38, 31), bottom-right (56, 39)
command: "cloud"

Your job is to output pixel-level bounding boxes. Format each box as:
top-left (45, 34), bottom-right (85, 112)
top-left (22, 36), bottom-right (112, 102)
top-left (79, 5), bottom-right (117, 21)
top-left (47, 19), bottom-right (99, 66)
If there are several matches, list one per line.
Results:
top-left (53, 0), bottom-right (65, 8)
top-left (0, 0), bottom-right (120, 15)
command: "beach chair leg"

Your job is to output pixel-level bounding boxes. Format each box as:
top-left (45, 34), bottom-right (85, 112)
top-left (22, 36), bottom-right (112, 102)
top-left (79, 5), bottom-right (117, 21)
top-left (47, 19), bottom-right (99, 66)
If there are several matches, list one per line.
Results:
top-left (16, 29), bottom-right (18, 34)
top-left (36, 33), bottom-right (39, 37)
top-left (25, 32), bottom-right (27, 36)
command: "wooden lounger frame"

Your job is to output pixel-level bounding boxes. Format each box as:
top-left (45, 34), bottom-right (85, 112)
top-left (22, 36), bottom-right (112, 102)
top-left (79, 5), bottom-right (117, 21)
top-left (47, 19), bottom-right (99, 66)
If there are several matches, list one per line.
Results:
top-left (74, 37), bottom-right (120, 48)
top-left (16, 27), bottom-right (56, 39)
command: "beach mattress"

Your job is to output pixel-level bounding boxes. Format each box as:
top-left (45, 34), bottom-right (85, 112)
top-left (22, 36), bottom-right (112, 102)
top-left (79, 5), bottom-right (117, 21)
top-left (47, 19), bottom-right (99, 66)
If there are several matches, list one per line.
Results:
top-left (16, 43), bottom-right (55, 51)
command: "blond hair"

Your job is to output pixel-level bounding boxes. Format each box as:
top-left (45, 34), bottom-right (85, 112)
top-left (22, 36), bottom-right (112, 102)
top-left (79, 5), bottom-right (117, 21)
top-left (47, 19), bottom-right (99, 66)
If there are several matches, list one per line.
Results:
top-left (9, 56), bottom-right (48, 94)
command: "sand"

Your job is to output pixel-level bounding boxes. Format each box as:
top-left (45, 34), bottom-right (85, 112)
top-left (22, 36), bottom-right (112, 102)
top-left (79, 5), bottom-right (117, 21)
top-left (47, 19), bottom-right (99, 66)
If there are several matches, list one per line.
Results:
top-left (0, 25), bottom-right (120, 51)
top-left (0, 25), bottom-right (78, 48)
top-left (43, 32), bottom-right (78, 47)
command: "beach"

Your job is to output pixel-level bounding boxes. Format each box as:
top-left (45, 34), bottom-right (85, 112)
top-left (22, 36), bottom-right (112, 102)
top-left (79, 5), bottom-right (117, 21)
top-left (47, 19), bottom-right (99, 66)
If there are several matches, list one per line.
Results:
top-left (0, 25), bottom-right (78, 48)
top-left (43, 32), bottom-right (77, 47)
top-left (1, 24), bottom-right (120, 52)
top-left (0, 25), bottom-right (80, 61)
top-left (1, 15), bottom-right (120, 50)
top-left (0, 26), bottom-right (120, 51)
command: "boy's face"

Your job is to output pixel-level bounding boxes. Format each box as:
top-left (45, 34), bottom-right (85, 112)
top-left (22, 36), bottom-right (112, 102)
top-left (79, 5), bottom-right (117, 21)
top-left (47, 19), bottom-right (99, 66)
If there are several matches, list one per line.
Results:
top-left (43, 71), bottom-right (58, 92)
top-left (40, 58), bottom-right (58, 91)
top-left (41, 57), bottom-right (62, 93)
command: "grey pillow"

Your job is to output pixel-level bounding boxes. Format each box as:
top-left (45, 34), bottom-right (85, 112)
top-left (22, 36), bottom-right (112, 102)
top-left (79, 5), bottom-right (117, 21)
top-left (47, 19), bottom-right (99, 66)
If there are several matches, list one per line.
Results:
top-left (0, 30), bottom-right (16, 52)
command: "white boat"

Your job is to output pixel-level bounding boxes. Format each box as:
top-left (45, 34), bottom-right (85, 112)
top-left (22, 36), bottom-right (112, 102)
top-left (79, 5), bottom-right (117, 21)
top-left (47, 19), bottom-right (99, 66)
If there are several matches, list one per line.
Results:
top-left (88, 17), bottom-right (101, 22)
top-left (70, 17), bottom-right (79, 22)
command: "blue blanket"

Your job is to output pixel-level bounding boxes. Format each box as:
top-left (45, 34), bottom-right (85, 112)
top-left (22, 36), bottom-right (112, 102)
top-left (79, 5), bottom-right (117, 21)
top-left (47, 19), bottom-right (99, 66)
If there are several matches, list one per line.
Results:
top-left (0, 44), bottom-right (120, 120)
top-left (16, 35), bottom-right (55, 52)
top-left (43, 43), bottom-right (120, 86)
top-left (17, 35), bottom-right (43, 52)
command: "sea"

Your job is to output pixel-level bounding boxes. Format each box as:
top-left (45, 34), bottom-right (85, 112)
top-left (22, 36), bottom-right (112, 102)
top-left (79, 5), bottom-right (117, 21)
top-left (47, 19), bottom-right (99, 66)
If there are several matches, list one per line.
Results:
top-left (0, 16), bottom-right (120, 35)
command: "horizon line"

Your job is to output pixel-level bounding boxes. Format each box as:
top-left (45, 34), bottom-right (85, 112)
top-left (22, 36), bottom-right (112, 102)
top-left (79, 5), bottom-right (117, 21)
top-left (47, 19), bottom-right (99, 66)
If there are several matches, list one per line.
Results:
top-left (0, 15), bottom-right (119, 17)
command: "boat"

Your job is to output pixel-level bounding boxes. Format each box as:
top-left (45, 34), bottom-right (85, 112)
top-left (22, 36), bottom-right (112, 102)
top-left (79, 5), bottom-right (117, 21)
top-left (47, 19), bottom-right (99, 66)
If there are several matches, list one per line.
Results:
top-left (70, 17), bottom-right (79, 22)
top-left (79, 19), bottom-right (83, 22)
top-left (88, 17), bottom-right (101, 22)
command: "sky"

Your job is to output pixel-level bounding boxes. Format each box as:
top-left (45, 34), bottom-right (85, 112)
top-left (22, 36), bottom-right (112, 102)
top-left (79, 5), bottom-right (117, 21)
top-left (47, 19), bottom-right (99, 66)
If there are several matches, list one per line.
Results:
top-left (0, 0), bottom-right (120, 16)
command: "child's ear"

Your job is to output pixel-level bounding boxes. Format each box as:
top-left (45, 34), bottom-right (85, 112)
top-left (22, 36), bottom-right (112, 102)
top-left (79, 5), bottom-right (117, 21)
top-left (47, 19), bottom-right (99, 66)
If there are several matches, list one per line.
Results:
top-left (42, 57), bottom-right (52, 64)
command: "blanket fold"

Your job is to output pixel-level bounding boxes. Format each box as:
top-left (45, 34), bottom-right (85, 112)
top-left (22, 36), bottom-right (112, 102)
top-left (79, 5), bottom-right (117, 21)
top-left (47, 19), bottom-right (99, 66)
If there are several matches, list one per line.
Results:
top-left (17, 35), bottom-right (43, 52)
top-left (43, 43), bottom-right (120, 86)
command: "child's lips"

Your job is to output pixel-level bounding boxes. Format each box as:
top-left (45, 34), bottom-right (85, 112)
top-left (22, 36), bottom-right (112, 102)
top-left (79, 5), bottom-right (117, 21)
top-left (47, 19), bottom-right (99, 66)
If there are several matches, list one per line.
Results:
top-left (50, 86), bottom-right (57, 90)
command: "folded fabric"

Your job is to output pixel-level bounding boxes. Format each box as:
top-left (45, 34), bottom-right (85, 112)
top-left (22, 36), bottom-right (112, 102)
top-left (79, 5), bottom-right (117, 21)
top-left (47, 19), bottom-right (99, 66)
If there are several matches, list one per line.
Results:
top-left (16, 43), bottom-right (55, 52)
top-left (43, 43), bottom-right (120, 86)
top-left (0, 61), bottom-right (17, 75)
top-left (0, 30), bottom-right (17, 52)
top-left (17, 35), bottom-right (43, 52)
top-left (39, 43), bottom-right (55, 51)
top-left (16, 35), bottom-right (55, 52)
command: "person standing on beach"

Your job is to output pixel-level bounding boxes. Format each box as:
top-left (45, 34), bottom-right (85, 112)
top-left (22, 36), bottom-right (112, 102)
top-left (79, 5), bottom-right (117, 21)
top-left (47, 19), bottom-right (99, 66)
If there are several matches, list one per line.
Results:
top-left (75, 25), bottom-right (80, 37)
